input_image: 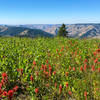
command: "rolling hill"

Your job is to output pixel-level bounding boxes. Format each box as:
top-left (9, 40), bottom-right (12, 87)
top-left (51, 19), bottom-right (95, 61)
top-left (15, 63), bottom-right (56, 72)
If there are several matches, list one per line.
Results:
top-left (0, 25), bottom-right (53, 37)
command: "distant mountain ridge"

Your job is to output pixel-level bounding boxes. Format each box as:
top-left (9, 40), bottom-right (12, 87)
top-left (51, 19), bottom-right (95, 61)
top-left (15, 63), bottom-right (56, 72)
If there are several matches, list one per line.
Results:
top-left (66, 24), bottom-right (100, 38)
top-left (18, 24), bottom-right (100, 38)
top-left (0, 24), bottom-right (100, 38)
top-left (0, 26), bottom-right (53, 37)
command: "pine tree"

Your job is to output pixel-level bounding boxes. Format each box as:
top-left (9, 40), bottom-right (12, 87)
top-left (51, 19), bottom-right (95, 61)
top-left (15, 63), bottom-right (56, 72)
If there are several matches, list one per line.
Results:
top-left (57, 24), bottom-right (68, 37)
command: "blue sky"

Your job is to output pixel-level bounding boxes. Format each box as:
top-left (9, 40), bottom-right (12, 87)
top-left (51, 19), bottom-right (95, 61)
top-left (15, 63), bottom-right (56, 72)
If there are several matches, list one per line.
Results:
top-left (0, 0), bottom-right (100, 24)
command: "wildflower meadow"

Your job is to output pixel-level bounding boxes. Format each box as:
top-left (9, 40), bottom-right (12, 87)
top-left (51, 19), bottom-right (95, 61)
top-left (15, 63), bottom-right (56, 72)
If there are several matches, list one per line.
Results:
top-left (0, 37), bottom-right (100, 100)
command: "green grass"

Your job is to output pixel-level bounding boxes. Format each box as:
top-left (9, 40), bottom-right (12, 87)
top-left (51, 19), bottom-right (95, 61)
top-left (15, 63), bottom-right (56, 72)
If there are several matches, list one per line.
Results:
top-left (0, 37), bottom-right (100, 100)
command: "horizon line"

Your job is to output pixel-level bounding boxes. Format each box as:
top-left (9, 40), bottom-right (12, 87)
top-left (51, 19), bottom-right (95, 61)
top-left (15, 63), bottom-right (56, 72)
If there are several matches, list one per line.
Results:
top-left (1, 22), bottom-right (100, 25)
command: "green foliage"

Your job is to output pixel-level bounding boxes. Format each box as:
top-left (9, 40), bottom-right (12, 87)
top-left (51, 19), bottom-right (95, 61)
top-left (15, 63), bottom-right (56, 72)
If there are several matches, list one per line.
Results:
top-left (57, 24), bottom-right (68, 37)
top-left (0, 37), bottom-right (100, 100)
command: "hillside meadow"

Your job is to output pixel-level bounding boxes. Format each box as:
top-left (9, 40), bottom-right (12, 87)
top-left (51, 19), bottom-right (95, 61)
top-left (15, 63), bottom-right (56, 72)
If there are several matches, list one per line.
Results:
top-left (0, 37), bottom-right (100, 100)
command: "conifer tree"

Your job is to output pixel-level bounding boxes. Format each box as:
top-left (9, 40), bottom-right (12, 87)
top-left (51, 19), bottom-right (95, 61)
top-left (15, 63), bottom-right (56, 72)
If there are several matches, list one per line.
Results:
top-left (57, 24), bottom-right (68, 37)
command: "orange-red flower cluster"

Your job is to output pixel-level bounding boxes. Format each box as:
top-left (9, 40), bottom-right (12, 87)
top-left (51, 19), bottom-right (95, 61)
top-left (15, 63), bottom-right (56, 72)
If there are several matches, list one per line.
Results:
top-left (0, 73), bottom-right (19, 99)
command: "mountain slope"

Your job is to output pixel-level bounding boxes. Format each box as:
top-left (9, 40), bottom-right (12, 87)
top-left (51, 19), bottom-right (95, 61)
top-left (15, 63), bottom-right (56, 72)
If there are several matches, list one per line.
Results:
top-left (66, 24), bottom-right (100, 38)
top-left (0, 24), bottom-right (100, 38)
top-left (19, 24), bottom-right (100, 38)
top-left (0, 26), bottom-right (53, 37)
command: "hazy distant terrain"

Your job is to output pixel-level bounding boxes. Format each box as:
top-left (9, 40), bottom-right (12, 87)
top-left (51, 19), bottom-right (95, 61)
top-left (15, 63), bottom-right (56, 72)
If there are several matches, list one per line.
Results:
top-left (0, 25), bottom-right (53, 37)
top-left (18, 24), bottom-right (61, 34)
top-left (19, 24), bottom-right (100, 38)
top-left (0, 24), bottom-right (100, 38)
top-left (67, 24), bottom-right (100, 38)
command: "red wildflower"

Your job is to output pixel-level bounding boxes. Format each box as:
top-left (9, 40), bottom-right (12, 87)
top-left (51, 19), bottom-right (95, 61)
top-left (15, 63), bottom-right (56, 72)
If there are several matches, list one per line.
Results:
top-left (40, 67), bottom-right (42, 70)
top-left (56, 49), bottom-right (58, 52)
top-left (84, 59), bottom-right (88, 63)
top-left (84, 91), bottom-right (87, 100)
top-left (84, 64), bottom-right (87, 70)
top-left (13, 86), bottom-right (19, 92)
top-left (62, 46), bottom-right (64, 49)
top-left (46, 60), bottom-right (48, 64)
top-left (98, 68), bottom-right (100, 72)
top-left (58, 53), bottom-right (61, 56)
top-left (2, 73), bottom-right (7, 78)
top-left (45, 71), bottom-right (48, 76)
top-left (94, 58), bottom-right (98, 63)
top-left (0, 89), bottom-right (3, 94)
top-left (0, 83), bottom-right (2, 88)
top-left (59, 84), bottom-right (62, 94)
top-left (55, 82), bottom-right (57, 88)
top-left (1, 75), bottom-right (8, 85)
top-left (3, 91), bottom-right (8, 96)
top-left (35, 88), bottom-right (39, 94)
top-left (49, 67), bottom-right (52, 76)
top-left (30, 75), bottom-right (34, 81)
top-left (96, 49), bottom-right (100, 52)
top-left (1, 79), bottom-right (4, 85)
top-left (45, 84), bottom-right (49, 87)
top-left (40, 64), bottom-right (44, 70)
top-left (73, 67), bottom-right (75, 71)
top-left (8, 90), bottom-right (14, 99)
top-left (68, 91), bottom-right (72, 95)
top-left (60, 48), bottom-right (64, 52)
top-left (17, 69), bottom-right (20, 72)
top-left (66, 82), bottom-right (68, 87)
top-left (93, 52), bottom-right (96, 56)
top-left (49, 64), bottom-right (51, 68)
top-left (72, 52), bottom-right (74, 54)
top-left (44, 65), bottom-right (47, 71)
top-left (80, 66), bottom-right (83, 72)
top-left (69, 66), bottom-right (71, 71)
top-left (75, 51), bottom-right (77, 55)
top-left (41, 64), bottom-right (44, 68)
top-left (91, 66), bottom-right (95, 72)
top-left (33, 61), bottom-right (36, 66)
